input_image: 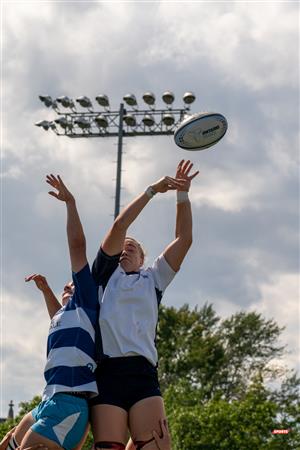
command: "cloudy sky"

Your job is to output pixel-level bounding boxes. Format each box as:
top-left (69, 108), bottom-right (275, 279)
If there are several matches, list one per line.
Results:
top-left (1, 1), bottom-right (299, 417)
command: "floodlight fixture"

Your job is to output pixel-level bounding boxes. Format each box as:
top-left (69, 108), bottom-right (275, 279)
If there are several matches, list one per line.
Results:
top-left (142, 115), bottom-right (155, 127)
top-left (142, 92), bottom-right (156, 106)
top-left (35, 120), bottom-right (55, 130)
top-left (76, 96), bottom-right (93, 109)
top-left (183, 92), bottom-right (196, 105)
top-left (74, 117), bottom-right (91, 129)
top-left (162, 91), bottom-right (175, 105)
top-left (162, 113), bottom-right (175, 126)
top-left (55, 117), bottom-right (73, 129)
top-left (95, 94), bottom-right (110, 108)
top-left (123, 94), bottom-right (137, 107)
top-left (56, 96), bottom-right (75, 109)
top-left (95, 115), bottom-right (109, 128)
top-left (36, 90), bottom-right (195, 219)
top-left (123, 114), bottom-right (136, 127)
top-left (39, 96), bottom-right (56, 108)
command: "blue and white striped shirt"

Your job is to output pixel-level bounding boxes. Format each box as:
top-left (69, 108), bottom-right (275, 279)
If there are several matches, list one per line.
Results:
top-left (42, 264), bottom-right (99, 401)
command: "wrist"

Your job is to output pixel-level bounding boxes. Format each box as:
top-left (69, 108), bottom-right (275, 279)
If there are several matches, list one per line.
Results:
top-left (66, 196), bottom-right (75, 205)
top-left (145, 186), bottom-right (157, 199)
top-left (177, 191), bottom-right (189, 203)
top-left (41, 284), bottom-right (51, 292)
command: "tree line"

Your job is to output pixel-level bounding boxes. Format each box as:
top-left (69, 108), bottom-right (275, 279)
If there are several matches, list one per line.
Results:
top-left (1, 303), bottom-right (299, 449)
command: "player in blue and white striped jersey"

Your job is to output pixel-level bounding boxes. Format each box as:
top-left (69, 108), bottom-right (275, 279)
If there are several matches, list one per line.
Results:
top-left (10, 175), bottom-right (100, 450)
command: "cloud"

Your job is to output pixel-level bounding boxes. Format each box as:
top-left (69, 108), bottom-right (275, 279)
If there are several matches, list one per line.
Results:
top-left (1, 1), bottom-right (298, 416)
top-left (250, 273), bottom-right (300, 370)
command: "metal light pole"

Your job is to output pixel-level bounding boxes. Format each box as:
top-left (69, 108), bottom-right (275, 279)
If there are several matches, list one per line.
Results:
top-left (36, 91), bottom-right (196, 218)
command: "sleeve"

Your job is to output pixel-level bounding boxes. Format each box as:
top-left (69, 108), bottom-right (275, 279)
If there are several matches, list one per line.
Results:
top-left (72, 263), bottom-right (98, 311)
top-left (92, 247), bottom-right (121, 289)
top-left (148, 254), bottom-right (176, 294)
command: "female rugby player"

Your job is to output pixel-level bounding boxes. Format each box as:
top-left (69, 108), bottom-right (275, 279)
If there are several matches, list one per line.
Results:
top-left (90, 160), bottom-right (198, 450)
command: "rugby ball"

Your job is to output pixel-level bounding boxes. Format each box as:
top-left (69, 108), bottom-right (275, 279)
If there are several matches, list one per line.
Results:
top-left (174, 112), bottom-right (228, 150)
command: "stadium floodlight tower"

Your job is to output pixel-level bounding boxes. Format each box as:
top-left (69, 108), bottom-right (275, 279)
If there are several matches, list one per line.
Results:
top-left (35, 91), bottom-right (196, 218)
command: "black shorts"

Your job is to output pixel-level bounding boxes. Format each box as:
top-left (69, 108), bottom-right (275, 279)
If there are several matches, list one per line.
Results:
top-left (89, 356), bottom-right (162, 412)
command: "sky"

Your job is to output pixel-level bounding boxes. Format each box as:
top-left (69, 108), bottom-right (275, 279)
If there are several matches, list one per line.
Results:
top-left (1, 0), bottom-right (299, 417)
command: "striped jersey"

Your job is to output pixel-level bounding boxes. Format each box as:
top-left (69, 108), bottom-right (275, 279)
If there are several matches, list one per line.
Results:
top-left (42, 264), bottom-right (99, 401)
top-left (92, 248), bottom-right (176, 366)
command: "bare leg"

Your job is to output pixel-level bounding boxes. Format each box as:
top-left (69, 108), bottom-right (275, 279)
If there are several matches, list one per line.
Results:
top-left (90, 405), bottom-right (128, 447)
top-left (19, 430), bottom-right (63, 450)
top-left (13, 412), bottom-right (35, 446)
top-left (129, 397), bottom-right (168, 450)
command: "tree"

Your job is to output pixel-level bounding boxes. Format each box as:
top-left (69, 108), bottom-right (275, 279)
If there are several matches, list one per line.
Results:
top-left (157, 303), bottom-right (225, 398)
top-left (157, 304), bottom-right (286, 399)
top-left (157, 304), bottom-right (300, 449)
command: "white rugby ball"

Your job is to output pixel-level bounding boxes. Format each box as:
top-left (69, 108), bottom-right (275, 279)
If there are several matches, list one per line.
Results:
top-left (174, 112), bottom-right (228, 150)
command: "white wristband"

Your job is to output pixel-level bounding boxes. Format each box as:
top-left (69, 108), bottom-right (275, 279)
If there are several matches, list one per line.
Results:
top-left (145, 186), bottom-right (156, 199)
top-left (177, 191), bottom-right (189, 203)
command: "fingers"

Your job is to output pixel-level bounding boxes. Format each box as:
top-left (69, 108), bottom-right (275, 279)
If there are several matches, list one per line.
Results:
top-left (46, 174), bottom-right (59, 188)
top-left (25, 274), bottom-right (44, 282)
top-left (189, 170), bottom-right (200, 180)
top-left (165, 176), bottom-right (186, 187)
top-left (48, 191), bottom-right (59, 199)
top-left (57, 175), bottom-right (66, 188)
top-left (161, 418), bottom-right (169, 433)
top-left (46, 174), bottom-right (65, 191)
top-left (176, 159), bottom-right (184, 175)
top-left (25, 274), bottom-right (37, 282)
top-left (181, 160), bottom-right (192, 175)
top-left (177, 160), bottom-right (199, 183)
top-left (152, 430), bottom-right (162, 448)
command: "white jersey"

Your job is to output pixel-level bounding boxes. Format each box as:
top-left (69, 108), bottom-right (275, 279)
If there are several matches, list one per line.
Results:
top-left (92, 249), bottom-right (176, 366)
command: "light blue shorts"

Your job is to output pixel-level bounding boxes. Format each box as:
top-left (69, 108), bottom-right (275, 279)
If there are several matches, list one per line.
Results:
top-left (31, 393), bottom-right (88, 450)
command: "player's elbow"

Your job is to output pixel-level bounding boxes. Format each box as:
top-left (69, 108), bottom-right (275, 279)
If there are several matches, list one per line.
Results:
top-left (113, 216), bottom-right (127, 231)
top-left (184, 236), bottom-right (193, 250)
top-left (179, 233), bottom-right (193, 249)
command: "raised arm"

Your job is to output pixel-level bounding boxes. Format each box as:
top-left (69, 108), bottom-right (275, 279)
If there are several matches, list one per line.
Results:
top-left (163, 160), bottom-right (199, 272)
top-left (102, 176), bottom-right (185, 256)
top-left (46, 174), bottom-right (87, 273)
top-left (25, 274), bottom-right (61, 319)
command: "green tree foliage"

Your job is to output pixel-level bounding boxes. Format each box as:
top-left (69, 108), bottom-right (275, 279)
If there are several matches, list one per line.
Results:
top-left (157, 304), bottom-right (300, 449)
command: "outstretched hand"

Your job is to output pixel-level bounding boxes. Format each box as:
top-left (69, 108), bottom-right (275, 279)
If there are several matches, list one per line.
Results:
top-left (175, 160), bottom-right (199, 192)
top-left (46, 174), bottom-right (74, 203)
top-left (153, 419), bottom-right (171, 450)
top-left (151, 176), bottom-right (186, 194)
top-left (25, 274), bottom-right (49, 292)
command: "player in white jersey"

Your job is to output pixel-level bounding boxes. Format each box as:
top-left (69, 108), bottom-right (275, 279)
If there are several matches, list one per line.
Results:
top-left (90, 160), bottom-right (199, 450)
